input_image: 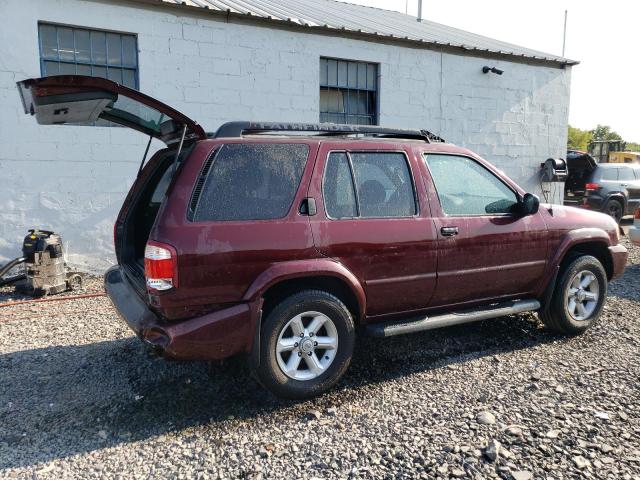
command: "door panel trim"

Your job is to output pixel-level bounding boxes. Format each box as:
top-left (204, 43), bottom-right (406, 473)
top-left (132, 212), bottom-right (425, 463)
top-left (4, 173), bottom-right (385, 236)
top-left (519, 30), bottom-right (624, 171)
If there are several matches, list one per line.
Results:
top-left (366, 271), bottom-right (437, 286)
top-left (438, 259), bottom-right (547, 277)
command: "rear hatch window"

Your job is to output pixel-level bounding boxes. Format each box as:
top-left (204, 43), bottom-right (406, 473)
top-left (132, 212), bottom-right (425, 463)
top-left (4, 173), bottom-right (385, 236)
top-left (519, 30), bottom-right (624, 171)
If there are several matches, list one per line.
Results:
top-left (191, 144), bottom-right (309, 222)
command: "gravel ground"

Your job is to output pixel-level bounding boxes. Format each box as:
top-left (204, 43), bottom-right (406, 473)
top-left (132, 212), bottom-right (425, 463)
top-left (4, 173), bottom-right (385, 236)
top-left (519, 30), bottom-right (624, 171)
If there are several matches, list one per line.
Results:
top-left (1, 240), bottom-right (639, 480)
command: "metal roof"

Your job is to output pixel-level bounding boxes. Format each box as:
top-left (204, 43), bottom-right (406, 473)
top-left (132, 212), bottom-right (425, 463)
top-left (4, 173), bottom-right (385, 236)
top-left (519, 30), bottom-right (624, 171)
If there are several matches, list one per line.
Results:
top-left (140, 0), bottom-right (578, 66)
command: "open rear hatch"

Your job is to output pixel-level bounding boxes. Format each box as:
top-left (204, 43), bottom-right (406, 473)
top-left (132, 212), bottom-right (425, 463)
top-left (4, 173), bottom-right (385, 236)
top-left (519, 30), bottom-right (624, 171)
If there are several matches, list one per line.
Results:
top-left (565, 150), bottom-right (597, 204)
top-left (17, 75), bottom-right (206, 292)
top-left (17, 75), bottom-right (206, 144)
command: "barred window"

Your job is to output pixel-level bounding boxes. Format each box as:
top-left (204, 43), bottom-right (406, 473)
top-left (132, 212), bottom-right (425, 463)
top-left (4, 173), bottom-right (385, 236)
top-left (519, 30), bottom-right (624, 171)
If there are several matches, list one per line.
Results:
top-left (320, 58), bottom-right (378, 125)
top-left (38, 23), bottom-right (138, 89)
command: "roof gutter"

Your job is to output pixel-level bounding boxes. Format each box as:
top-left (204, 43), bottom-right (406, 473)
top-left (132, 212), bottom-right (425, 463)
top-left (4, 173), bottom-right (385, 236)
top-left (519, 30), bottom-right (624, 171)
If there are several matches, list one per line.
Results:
top-left (123, 0), bottom-right (579, 68)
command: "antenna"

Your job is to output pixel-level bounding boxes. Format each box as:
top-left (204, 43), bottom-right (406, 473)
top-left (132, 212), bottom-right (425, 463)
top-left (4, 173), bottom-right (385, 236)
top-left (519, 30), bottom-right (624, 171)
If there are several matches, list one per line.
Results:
top-left (562, 10), bottom-right (568, 56)
top-left (417, 0), bottom-right (423, 22)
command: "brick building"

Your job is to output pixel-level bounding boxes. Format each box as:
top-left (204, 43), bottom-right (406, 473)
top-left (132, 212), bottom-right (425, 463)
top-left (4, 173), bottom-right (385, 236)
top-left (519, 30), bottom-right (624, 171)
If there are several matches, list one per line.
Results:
top-left (0, 0), bottom-right (577, 270)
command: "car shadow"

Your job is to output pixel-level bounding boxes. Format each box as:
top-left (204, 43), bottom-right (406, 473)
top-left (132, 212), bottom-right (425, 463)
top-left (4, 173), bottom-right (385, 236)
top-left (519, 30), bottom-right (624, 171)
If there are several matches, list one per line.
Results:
top-left (0, 312), bottom-right (564, 470)
top-left (607, 264), bottom-right (640, 302)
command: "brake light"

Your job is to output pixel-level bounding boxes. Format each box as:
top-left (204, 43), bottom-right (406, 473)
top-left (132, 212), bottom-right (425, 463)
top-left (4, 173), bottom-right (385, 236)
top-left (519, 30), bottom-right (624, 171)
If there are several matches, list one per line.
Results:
top-left (635, 208), bottom-right (640, 220)
top-left (144, 241), bottom-right (178, 291)
top-left (585, 183), bottom-right (600, 191)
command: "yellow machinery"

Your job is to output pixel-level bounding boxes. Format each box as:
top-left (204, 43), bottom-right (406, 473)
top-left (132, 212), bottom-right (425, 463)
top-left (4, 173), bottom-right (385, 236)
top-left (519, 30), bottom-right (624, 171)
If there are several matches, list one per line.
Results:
top-left (609, 151), bottom-right (640, 163)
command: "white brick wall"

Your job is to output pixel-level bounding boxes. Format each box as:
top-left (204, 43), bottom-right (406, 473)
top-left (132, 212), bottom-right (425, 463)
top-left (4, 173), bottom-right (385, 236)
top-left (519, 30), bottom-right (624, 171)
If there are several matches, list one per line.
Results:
top-left (0, 0), bottom-right (571, 271)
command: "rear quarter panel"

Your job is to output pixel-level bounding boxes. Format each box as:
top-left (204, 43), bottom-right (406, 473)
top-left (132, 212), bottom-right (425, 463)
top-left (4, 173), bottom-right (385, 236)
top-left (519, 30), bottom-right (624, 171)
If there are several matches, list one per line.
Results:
top-left (150, 139), bottom-right (321, 320)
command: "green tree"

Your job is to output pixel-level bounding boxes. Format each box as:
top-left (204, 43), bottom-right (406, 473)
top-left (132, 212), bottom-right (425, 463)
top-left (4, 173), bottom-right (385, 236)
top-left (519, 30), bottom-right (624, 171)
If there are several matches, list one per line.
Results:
top-left (567, 125), bottom-right (592, 151)
top-left (626, 142), bottom-right (640, 152)
top-left (590, 124), bottom-right (622, 141)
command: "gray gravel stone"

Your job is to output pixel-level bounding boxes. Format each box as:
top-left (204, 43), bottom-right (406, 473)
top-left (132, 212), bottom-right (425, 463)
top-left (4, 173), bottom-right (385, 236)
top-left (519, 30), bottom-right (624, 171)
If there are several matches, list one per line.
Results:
top-left (1, 237), bottom-right (639, 479)
top-left (511, 471), bottom-right (533, 480)
top-left (476, 411), bottom-right (496, 425)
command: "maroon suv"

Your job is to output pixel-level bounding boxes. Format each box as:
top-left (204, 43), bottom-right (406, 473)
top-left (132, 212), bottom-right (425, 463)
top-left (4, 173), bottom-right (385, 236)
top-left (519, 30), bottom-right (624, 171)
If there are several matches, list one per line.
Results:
top-left (18, 76), bottom-right (628, 399)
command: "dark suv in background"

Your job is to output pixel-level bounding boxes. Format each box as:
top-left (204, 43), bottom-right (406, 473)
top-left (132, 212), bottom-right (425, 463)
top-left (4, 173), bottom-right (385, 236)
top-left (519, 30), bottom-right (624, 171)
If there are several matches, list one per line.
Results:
top-left (564, 150), bottom-right (640, 222)
top-left (18, 76), bottom-right (628, 399)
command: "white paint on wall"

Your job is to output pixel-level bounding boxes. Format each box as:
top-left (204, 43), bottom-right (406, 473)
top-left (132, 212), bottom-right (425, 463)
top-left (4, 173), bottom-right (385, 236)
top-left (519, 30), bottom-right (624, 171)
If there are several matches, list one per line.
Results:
top-left (0, 0), bottom-right (571, 270)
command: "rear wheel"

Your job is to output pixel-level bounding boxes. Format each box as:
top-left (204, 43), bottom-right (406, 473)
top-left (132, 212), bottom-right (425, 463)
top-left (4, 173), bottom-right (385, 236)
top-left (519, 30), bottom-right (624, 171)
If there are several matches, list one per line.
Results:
top-left (253, 290), bottom-right (355, 399)
top-left (604, 198), bottom-right (623, 223)
top-left (541, 255), bottom-right (607, 334)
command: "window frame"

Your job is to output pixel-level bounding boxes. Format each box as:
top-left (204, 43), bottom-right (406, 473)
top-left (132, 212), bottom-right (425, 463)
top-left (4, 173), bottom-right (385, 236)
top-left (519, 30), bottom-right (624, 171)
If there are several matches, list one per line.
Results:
top-left (319, 57), bottom-right (379, 126)
top-left (37, 21), bottom-right (139, 89)
top-left (189, 142), bottom-right (311, 224)
top-left (423, 152), bottom-right (521, 218)
top-left (322, 149), bottom-right (419, 220)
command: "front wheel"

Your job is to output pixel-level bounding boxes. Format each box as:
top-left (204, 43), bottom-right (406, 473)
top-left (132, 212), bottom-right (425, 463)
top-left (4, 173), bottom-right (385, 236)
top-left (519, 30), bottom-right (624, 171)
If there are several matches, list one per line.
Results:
top-left (541, 255), bottom-right (607, 334)
top-left (253, 290), bottom-right (355, 399)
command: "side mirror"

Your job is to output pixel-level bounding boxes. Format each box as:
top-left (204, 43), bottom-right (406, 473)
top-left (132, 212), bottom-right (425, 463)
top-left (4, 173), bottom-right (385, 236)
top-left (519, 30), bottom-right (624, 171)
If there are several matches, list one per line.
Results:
top-left (520, 193), bottom-right (540, 215)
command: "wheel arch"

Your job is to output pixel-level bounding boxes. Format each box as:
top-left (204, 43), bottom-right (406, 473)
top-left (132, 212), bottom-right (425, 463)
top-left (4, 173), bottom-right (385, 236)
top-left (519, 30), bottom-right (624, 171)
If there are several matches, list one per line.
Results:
top-left (550, 229), bottom-right (614, 279)
top-left (561, 241), bottom-right (614, 279)
top-left (243, 259), bottom-right (366, 323)
top-left (539, 229), bottom-right (614, 301)
top-left (605, 193), bottom-right (627, 210)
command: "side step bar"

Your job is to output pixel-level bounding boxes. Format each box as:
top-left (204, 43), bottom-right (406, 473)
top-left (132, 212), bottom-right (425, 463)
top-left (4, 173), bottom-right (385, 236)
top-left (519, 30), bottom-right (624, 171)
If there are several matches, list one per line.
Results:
top-left (366, 299), bottom-right (541, 338)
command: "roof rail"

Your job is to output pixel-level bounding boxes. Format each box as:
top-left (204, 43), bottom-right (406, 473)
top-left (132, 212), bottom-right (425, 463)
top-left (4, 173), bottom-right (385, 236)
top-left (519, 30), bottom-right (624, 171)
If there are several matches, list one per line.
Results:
top-left (212, 121), bottom-right (445, 143)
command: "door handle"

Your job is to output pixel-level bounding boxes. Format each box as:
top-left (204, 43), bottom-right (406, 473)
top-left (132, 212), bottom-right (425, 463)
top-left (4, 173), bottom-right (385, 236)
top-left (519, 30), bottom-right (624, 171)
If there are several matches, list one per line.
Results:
top-left (440, 226), bottom-right (459, 237)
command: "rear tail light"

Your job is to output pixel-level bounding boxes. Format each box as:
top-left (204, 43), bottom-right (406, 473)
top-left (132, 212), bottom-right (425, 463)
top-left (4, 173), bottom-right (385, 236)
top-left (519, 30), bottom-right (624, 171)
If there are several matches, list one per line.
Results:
top-left (144, 241), bottom-right (178, 291)
top-left (635, 208), bottom-right (640, 220)
top-left (585, 183), bottom-right (600, 191)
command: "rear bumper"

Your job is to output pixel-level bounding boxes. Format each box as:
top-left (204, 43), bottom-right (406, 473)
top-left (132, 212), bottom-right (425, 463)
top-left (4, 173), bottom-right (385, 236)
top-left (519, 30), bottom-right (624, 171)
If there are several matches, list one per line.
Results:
top-left (104, 266), bottom-right (259, 360)
top-left (608, 244), bottom-right (628, 280)
top-left (564, 195), bottom-right (605, 211)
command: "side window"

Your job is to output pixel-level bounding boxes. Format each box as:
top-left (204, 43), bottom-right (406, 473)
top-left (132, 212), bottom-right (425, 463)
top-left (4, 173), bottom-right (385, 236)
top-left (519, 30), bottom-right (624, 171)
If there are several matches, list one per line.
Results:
top-left (322, 151), bottom-right (416, 219)
top-left (618, 167), bottom-right (635, 182)
top-left (193, 144), bottom-right (309, 221)
top-left (351, 153), bottom-right (416, 217)
top-left (324, 153), bottom-right (358, 218)
top-left (600, 169), bottom-right (618, 181)
top-left (425, 154), bottom-right (518, 216)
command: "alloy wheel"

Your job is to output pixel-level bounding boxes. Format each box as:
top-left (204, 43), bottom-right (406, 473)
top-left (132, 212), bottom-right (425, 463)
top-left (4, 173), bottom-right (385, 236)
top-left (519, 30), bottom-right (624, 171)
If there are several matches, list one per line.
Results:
top-left (565, 270), bottom-right (600, 321)
top-left (275, 311), bottom-right (338, 381)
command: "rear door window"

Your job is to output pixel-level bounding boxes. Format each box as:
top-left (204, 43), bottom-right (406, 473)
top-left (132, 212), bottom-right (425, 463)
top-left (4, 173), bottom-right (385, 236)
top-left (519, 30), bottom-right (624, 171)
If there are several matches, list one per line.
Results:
top-left (193, 144), bottom-right (309, 221)
top-left (323, 151), bottom-right (416, 219)
top-left (351, 153), bottom-right (416, 217)
top-left (324, 153), bottom-right (358, 218)
top-left (600, 168), bottom-right (618, 181)
top-left (619, 167), bottom-right (635, 182)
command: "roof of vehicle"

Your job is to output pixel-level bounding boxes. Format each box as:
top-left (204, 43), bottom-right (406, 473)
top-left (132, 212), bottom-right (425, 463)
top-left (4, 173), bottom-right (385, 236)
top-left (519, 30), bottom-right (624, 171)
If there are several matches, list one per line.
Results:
top-left (206, 134), bottom-right (475, 157)
top-left (596, 162), bottom-right (640, 168)
top-left (210, 121), bottom-right (447, 143)
top-left (137, 0), bottom-right (578, 67)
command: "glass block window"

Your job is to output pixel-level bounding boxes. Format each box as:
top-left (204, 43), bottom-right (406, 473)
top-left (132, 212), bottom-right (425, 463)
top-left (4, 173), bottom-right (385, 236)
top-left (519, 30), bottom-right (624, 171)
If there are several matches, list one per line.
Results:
top-left (38, 23), bottom-right (138, 89)
top-left (320, 58), bottom-right (378, 125)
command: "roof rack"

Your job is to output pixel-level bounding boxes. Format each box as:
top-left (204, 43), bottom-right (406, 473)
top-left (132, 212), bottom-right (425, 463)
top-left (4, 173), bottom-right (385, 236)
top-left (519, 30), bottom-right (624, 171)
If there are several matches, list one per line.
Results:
top-left (211, 121), bottom-right (445, 143)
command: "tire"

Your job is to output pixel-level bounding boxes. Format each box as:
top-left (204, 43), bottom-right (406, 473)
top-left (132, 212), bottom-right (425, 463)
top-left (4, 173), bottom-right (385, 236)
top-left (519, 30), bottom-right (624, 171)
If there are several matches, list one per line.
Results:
top-left (604, 198), bottom-right (623, 223)
top-left (541, 255), bottom-right (607, 334)
top-left (253, 290), bottom-right (355, 400)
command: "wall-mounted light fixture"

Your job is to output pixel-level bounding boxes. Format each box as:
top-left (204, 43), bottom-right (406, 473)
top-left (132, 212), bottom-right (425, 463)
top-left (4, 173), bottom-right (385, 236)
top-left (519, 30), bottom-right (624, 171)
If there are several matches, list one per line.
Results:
top-left (482, 66), bottom-right (504, 75)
